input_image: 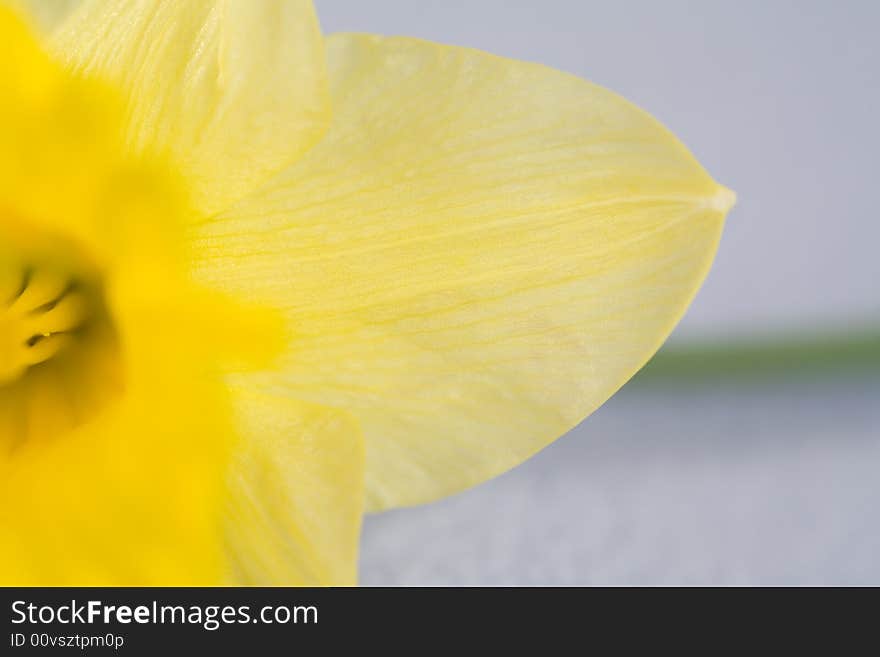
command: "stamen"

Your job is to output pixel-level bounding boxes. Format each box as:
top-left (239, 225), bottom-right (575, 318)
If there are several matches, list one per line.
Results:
top-left (1, 265), bottom-right (89, 383)
top-left (0, 240), bottom-right (122, 446)
top-left (21, 332), bottom-right (74, 367)
top-left (12, 268), bottom-right (30, 303)
top-left (14, 268), bottom-right (70, 314)
top-left (30, 282), bottom-right (74, 314)
top-left (26, 333), bottom-right (51, 347)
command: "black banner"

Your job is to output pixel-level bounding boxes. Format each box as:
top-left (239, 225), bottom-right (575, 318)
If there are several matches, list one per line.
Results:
top-left (1, 586), bottom-right (848, 653)
top-left (1, 587), bottom-right (599, 653)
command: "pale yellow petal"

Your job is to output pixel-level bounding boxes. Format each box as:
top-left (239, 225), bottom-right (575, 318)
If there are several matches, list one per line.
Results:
top-left (224, 385), bottom-right (364, 586)
top-left (50, 0), bottom-right (329, 214)
top-left (193, 34), bottom-right (734, 511)
top-left (3, 0), bottom-right (80, 33)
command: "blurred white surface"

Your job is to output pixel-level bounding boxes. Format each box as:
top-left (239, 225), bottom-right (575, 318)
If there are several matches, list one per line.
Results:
top-left (360, 378), bottom-right (880, 585)
top-left (316, 0), bottom-right (880, 341)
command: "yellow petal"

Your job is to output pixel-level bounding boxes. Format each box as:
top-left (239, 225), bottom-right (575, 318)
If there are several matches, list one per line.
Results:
top-left (49, 0), bottom-right (330, 214)
top-left (193, 34), bottom-right (734, 511)
top-left (224, 385), bottom-right (364, 585)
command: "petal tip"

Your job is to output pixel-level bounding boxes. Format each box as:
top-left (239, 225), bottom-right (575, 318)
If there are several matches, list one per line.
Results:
top-left (708, 184), bottom-right (737, 214)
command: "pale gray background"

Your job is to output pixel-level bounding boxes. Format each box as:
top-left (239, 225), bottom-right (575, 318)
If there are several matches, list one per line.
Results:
top-left (314, 1), bottom-right (880, 585)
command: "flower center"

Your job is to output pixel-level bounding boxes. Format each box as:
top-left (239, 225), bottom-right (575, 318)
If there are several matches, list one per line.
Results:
top-left (0, 266), bottom-right (88, 385)
top-left (0, 247), bottom-right (122, 449)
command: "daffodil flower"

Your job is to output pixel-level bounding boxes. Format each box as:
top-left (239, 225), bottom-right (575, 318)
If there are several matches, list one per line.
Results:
top-left (0, 0), bottom-right (734, 585)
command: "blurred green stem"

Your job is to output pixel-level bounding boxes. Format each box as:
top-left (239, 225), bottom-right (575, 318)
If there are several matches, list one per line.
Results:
top-left (635, 327), bottom-right (880, 386)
